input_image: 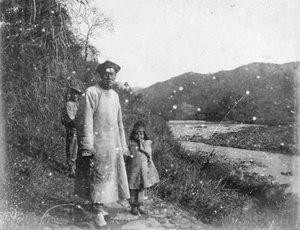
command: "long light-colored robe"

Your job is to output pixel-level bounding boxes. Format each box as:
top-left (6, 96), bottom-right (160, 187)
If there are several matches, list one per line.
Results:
top-left (75, 85), bottom-right (130, 203)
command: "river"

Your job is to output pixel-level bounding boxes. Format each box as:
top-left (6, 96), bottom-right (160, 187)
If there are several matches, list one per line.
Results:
top-left (168, 120), bottom-right (300, 195)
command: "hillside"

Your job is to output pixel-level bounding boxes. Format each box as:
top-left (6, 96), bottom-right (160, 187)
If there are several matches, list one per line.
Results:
top-left (140, 62), bottom-right (299, 125)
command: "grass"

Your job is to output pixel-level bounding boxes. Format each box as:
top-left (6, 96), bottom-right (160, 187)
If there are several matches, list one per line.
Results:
top-left (2, 84), bottom-right (299, 230)
top-left (150, 123), bottom-right (299, 230)
top-left (3, 119), bottom-right (299, 230)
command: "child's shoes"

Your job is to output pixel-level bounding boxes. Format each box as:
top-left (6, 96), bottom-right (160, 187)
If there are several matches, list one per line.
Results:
top-left (131, 205), bottom-right (139, 216)
top-left (137, 203), bottom-right (149, 215)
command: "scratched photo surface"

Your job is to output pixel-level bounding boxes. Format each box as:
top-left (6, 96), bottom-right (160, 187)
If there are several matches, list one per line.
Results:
top-left (0, 0), bottom-right (299, 229)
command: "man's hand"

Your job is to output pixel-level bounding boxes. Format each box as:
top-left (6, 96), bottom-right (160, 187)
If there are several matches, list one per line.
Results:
top-left (79, 150), bottom-right (94, 170)
top-left (123, 148), bottom-right (133, 162)
top-left (81, 149), bottom-right (93, 157)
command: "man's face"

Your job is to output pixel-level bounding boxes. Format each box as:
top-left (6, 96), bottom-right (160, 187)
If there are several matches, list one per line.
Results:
top-left (74, 94), bottom-right (81, 102)
top-left (70, 91), bottom-right (81, 102)
top-left (101, 68), bottom-right (116, 89)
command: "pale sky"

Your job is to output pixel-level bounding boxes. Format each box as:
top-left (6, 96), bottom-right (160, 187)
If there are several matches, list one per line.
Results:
top-left (89, 0), bottom-right (299, 88)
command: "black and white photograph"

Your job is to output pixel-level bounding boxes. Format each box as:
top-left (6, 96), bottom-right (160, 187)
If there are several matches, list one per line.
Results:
top-left (0, 0), bottom-right (299, 229)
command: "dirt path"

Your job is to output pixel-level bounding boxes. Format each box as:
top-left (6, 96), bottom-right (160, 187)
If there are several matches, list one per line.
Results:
top-left (180, 141), bottom-right (300, 195)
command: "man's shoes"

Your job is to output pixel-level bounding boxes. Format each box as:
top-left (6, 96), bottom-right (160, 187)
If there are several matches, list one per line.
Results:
top-left (69, 166), bottom-right (76, 178)
top-left (94, 224), bottom-right (111, 230)
top-left (94, 213), bottom-right (107, 227)
top-left (130, 206), bottom-right (139, 216)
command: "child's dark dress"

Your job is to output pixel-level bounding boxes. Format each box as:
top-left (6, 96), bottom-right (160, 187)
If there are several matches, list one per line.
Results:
top-left (126, 140), bottom-right (160, 189)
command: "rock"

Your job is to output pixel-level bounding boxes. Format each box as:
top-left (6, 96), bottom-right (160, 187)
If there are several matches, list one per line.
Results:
top-left (156, 218), bottom-right (166, 223)
top-left (153, 210), bottom-right (160, 215)
top-left (121, 218), bottom-right (164, 230)
top-left (117, 200), bottom-right (131, 208)
top-left (152, 214), bottom-right (167, 218)
top-left (74, 221), bottom-right (95, 229)
top-left (161, 219), bottom-right (176, 228)
top-left (159, 208), bottom-right (168, 214)
top-left (191, 224), bottom-right (207, 229)
top-left (281, 171), bottom-right (293, 176)
top-left (182, 214), bottom-right (198, 224)
top-left (43, 227), bottom-right (52, 230)
top-left (69, 226), bottom-right (82, 230)
top-left (58, 226), bottom-right (82, 230)
top-left (113, 213), bottom-right (139, 221)
top-left (178, 217), bottom-right (193, 229)
top-left (173, 212), bottom-right (183, 220)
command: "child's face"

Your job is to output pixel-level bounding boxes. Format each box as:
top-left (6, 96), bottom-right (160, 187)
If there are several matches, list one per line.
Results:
top-left (134, 128), bottom-right (144, 141)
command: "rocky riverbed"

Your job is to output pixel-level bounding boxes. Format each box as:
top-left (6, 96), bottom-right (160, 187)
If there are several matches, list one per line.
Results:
top-left (169, 120), bottom-right (300, 196)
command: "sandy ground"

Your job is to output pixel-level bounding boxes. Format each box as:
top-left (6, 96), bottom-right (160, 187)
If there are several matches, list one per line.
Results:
top-left (169, 120), bottom-right (300, 196)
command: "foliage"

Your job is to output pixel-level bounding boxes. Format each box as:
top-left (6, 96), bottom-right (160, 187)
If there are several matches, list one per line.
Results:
top-left (152, 135), bottom-right (299, 229)
top-left (1, 0), bottom-right (71, 162)
top-left (0, 0), bottom-right (106, 207)
top-left (70, 0), bottom-right (114, 62)
top-left (0, 0), bottom-right (101, 162)
top-left (1, 1), bottom-right (298, 230)
top-left (140, 62), bottom-right (299, 125)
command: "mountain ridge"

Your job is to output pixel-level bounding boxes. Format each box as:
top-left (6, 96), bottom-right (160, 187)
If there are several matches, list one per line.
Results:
top-left (139, 62), bottom-right (299, 124)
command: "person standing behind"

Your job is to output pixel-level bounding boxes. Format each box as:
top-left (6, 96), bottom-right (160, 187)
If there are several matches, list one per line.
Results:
top-left (126, 121), bottom-right (160, 216)
top-left (61, 85), bottom-right (82, 177)
top-left (75, 61), bottom-right (130, 229)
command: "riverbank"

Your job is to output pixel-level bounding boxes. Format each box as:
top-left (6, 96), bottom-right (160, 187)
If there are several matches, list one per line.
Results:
top-left (169, 120), bottom-right (298, 155)
top-left (163, 120), bottom-right (299, 229)
top-left (179, 141), bottom-right (300, 195)
top-left (169, 120), bottom-right (299, 194)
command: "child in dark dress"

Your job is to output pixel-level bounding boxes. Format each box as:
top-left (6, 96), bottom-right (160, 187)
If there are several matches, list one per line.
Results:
top-left (126, 121), bottom-right (160, 215)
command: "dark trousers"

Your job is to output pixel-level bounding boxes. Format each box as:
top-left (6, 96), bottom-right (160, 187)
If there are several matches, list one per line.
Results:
top-left (65, 126), bottom-right (78, 167)
top-left (129, 189), bottom-right (145, 206)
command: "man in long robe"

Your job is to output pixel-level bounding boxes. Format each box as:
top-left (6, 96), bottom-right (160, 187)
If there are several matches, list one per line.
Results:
top-left (75, 61), bottom-right (130, 228)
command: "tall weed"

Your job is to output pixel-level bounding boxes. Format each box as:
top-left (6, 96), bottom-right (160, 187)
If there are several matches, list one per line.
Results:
top-left (147, 119), bottom-right (299, 229)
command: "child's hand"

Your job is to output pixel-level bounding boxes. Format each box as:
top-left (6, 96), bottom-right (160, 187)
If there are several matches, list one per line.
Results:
top-left (138, 139), bottom-right (145, 147)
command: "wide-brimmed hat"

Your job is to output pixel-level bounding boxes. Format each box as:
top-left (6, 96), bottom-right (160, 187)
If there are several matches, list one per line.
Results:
top-left (96, 60), bottom-right (121, 74)
top-left (70, 84), bottom-right (82, 93)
